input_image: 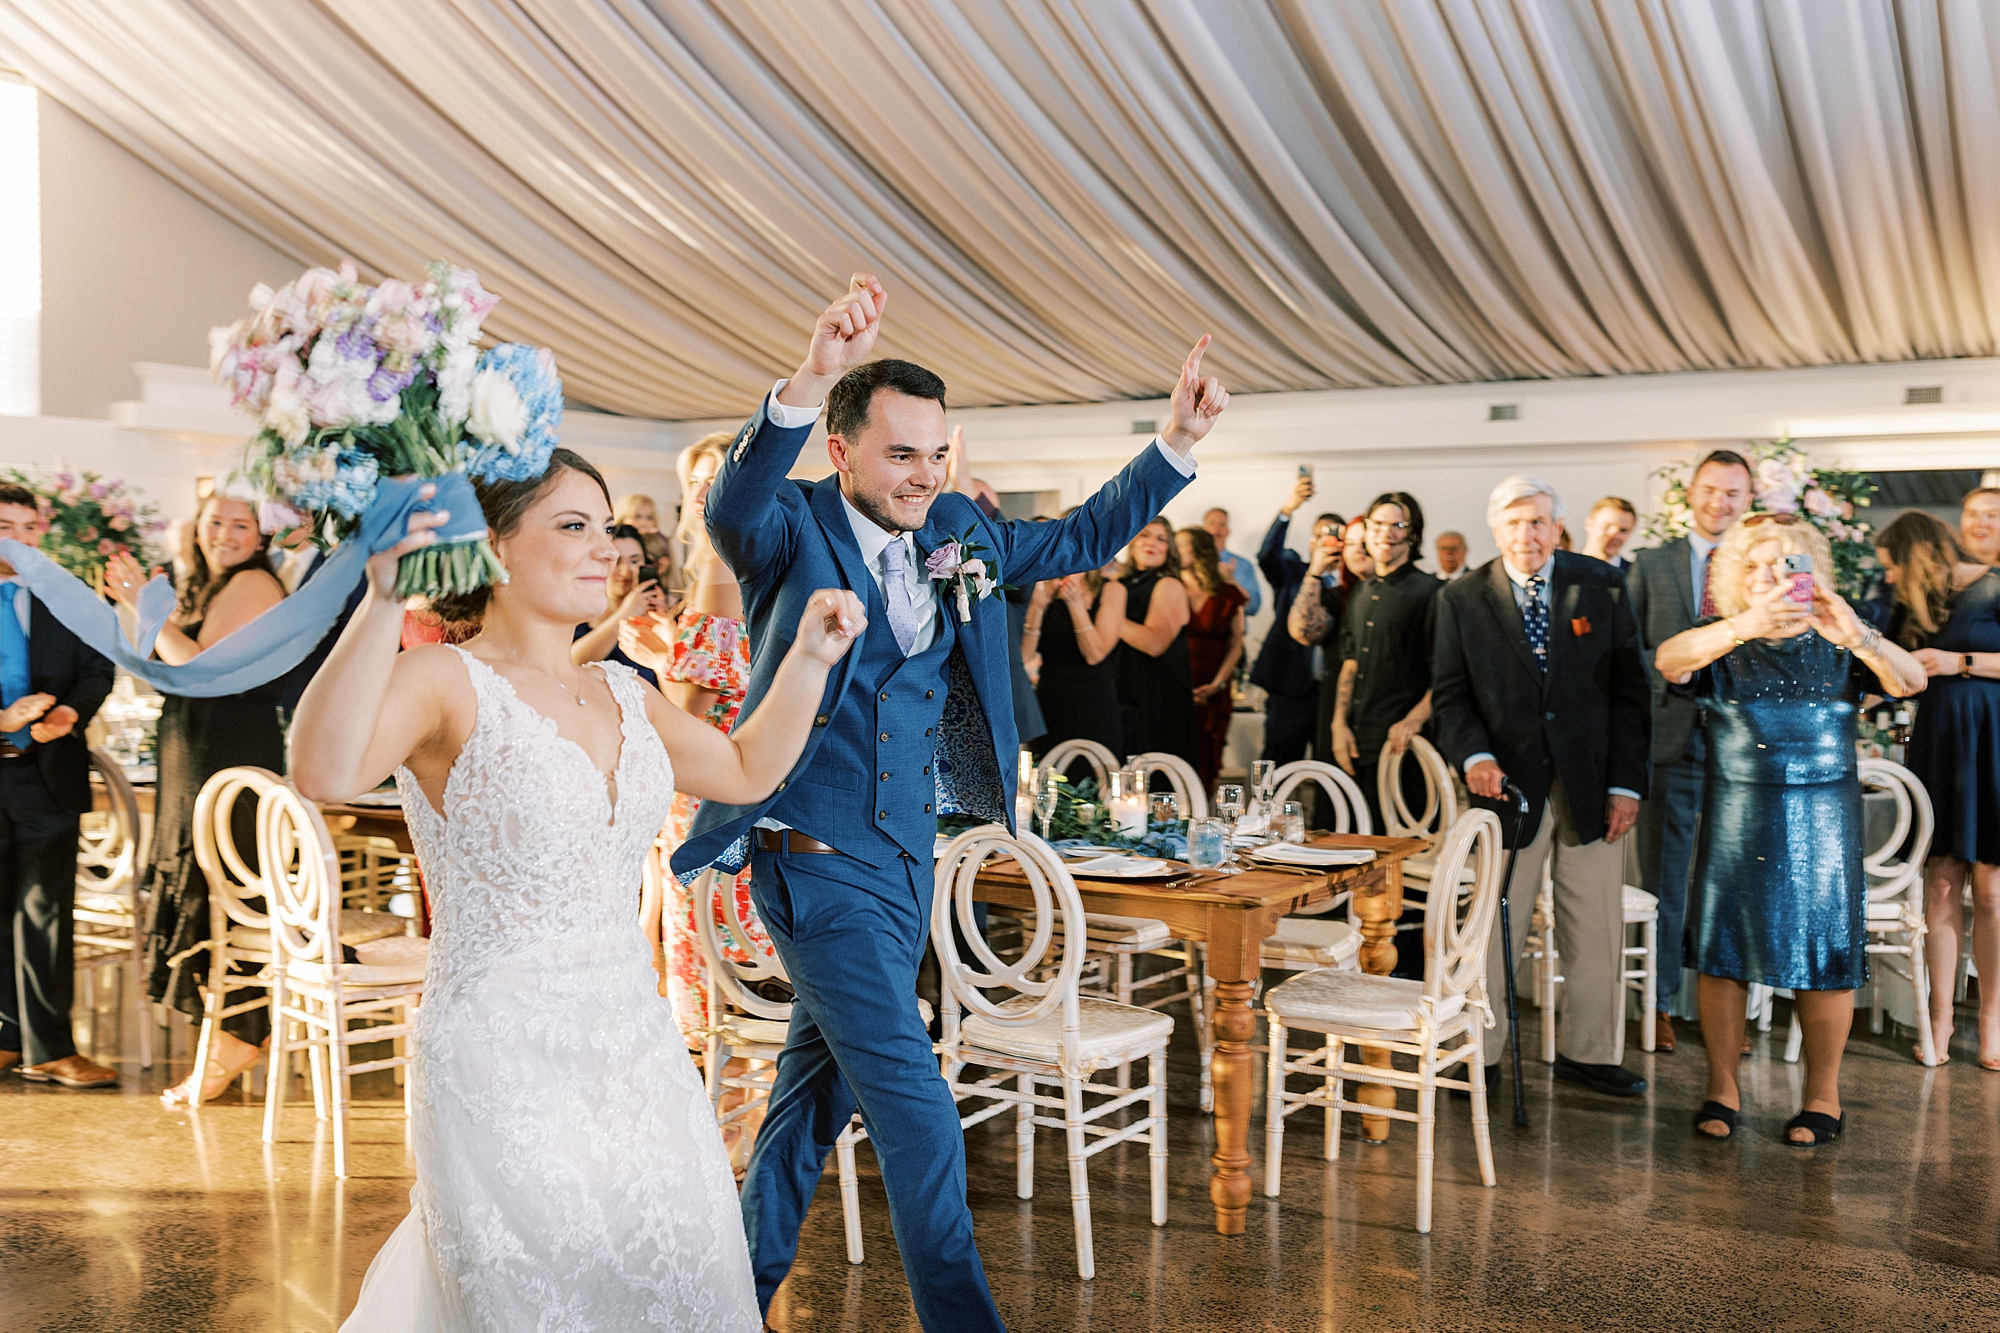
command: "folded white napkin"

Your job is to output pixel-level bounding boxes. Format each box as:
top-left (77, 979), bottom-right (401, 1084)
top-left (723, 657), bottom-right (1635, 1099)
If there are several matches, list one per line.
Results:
top-left (1066, 854), bottom-right (1171, 877)
top-left (1250, 844), bottom-right (1376, 866)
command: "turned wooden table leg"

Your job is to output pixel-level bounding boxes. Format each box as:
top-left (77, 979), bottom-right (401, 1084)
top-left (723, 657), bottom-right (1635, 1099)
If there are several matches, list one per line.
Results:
top-left (1208, 978), bottom-right (1257, 1235)
top-left (1349, 863), bottom-right (1406, 1140)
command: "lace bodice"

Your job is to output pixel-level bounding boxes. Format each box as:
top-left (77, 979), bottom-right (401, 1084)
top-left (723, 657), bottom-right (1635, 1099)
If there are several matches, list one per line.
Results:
top-left (345, 647), bottom-right (758, 1332)
top-left (399, 649), bottom-right (674, 992)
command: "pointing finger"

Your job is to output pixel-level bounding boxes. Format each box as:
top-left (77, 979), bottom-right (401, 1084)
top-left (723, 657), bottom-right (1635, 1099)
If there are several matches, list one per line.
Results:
top-left (1182, 333), bottom-right (1212, 386)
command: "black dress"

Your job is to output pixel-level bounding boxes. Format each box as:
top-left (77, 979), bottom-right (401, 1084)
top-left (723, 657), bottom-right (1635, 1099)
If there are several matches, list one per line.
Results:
top-left (141, 626), bottom-right (287, 1044)
top-left (1116, 569), bottom-right (1197, 765)
top-left (1907, 568), bottom-right (2000, 865)
top-left (1032, 587), bottom-right (1122, 773)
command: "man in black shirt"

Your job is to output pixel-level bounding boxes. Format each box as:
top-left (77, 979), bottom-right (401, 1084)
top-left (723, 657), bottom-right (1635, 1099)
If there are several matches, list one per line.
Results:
top-left (1328, 493), bottom-right (1443, 836)
top-left (1252, 474), bottom-right (1343, 765)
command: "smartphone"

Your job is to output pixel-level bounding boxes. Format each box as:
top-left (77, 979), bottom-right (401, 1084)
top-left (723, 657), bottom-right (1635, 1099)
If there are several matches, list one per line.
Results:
top-left (1782, 552), bottom-right (1815, 603)
top-left (635, 563), bottom-right (659, 587)
top-left (1297, 463), bottom-right (1314, 481)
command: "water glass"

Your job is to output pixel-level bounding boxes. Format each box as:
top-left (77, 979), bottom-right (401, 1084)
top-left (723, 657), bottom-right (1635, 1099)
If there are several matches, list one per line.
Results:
top-left (1215, 783), bottom-right (1246, 826)
top-left (1187, 818), bottom-right (1229, 870)
top-left (1251, 759), bottom-right (1277, 804)
top-left (1149, 790), bottom-right (1181, 829)
top-left (1271, 801), bottom-right (1306, 845)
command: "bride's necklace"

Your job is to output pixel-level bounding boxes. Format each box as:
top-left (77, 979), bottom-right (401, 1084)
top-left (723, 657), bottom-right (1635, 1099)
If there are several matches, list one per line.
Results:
top-left (491, 649), bottom-right (591, 708)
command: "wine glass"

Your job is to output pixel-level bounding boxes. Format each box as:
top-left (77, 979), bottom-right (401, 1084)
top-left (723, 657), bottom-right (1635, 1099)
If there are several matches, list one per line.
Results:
top-left (1271, 801), bottom-right (1306, 844)
top-left (1215, 783), bottom-right (1245, 827)
top-left (1034, 769), bottom-right (1062, 839)
top-left (1251, 759), bottom-right (1277, 806)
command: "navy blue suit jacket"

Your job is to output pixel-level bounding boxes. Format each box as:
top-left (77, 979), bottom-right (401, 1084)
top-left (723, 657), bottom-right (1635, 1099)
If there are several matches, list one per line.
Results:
top-left (671, 398), bottom-right (1193, 877)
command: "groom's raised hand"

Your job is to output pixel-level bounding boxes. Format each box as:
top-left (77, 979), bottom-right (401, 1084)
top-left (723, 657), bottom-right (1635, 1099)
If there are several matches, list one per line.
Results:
top-left (779, 274), bottom-right (888, 410)
top-left (1161, 334), bottom-right (1229, 456)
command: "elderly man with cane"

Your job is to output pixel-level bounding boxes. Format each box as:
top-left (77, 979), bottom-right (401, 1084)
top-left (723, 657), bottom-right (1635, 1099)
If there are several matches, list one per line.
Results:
top-left (1430, 476), bottom-right (1652, 1100)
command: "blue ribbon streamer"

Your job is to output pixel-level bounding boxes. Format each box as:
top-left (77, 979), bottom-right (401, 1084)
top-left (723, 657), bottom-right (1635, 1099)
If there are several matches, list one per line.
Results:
top-left (0, 473), bottom-right (488, 698)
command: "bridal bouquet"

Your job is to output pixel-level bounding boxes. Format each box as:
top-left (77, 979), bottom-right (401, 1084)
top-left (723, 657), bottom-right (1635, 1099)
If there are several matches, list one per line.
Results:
top-left (0, 462), bottom-right (165, 591)
top-left (211, 260), bottom-right (564, 598)
top-left (1644, 438), bottom-right (1878, 599)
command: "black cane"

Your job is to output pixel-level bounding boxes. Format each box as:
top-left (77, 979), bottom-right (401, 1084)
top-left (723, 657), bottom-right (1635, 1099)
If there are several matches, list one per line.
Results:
top-left (1495, 777), bottom-right (1532, 1128)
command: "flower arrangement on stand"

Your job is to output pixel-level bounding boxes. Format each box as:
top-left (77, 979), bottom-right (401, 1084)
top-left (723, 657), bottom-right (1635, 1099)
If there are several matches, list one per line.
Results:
top-left (0, 462), bottom-right (165, 592)
top-left (211, 259), bottom-right (564, 599)
top-left (1643, 438), bottom-right (1879, 599)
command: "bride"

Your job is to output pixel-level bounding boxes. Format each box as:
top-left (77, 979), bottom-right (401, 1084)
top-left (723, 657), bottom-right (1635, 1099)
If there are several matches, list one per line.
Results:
top-left (290, 448), bottom-right (863, 1330)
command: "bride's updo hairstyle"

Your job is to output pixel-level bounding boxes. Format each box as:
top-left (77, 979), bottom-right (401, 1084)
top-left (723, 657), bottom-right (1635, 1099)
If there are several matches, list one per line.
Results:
top-left (431, 447), bottom-right (611, 629)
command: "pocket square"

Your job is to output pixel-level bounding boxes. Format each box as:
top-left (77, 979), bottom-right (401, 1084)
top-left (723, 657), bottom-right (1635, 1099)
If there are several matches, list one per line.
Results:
top-left (1571, 616), bottom-right (1591, 637)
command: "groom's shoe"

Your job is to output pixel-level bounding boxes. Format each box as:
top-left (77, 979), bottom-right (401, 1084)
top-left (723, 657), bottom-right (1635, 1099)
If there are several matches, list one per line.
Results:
top-left (1553, 1054), bottom-right (1646, 1098)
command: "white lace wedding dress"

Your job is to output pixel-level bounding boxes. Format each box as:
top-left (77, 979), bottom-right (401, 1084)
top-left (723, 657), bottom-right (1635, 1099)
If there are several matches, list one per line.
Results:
top-left (340, 649), bottom-right (760, 1331)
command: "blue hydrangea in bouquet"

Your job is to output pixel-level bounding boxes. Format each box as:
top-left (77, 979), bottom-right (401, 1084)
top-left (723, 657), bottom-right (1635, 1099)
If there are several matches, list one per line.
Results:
top-left (210, 260), bottom-right (564, 598)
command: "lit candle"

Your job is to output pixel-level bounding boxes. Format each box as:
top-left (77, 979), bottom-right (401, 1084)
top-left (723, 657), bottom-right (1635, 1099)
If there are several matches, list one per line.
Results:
top-left (1110, 792), bottom-right (1147, 837)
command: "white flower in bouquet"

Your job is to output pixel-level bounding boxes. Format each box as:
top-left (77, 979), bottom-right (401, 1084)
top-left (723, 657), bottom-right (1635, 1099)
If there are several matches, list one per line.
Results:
top-left (264, 355), bottom-right (311, 447)
top-left (304, 332), bottom-right (401, 429)
top-left (366, 278), bottom-right (437, 363)
top-left (467, 366), bottom-right (529, 453)
top-left (1756, 457), bottom-right (1801, 512)
top-left (436, 341), bottom-right (478, 426)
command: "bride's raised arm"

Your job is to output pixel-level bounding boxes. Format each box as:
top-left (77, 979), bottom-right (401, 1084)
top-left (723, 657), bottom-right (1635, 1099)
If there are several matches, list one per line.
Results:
top-left (640, 589), bottom-right (866, 805)
top-left (291, 493), bottom-right (467, 804)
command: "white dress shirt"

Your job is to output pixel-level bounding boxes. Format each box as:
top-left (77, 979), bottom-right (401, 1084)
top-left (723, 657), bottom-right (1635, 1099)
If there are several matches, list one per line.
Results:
top-left (1464, 556), bottom-right (1639, 801)
top-left (1688, 532), bottom-right (1717, 611)
top-left (839, 490), bottom-right (940, 656)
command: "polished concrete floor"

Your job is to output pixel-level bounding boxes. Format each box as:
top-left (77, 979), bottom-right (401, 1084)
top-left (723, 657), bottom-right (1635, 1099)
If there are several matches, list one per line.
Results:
top-left (3, 985), bottom-right (1998, 1332)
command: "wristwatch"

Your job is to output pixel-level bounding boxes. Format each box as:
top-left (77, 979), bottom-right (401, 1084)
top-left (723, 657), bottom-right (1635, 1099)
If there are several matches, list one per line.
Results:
top-left (1965, 653), bottom-right (1976, 678)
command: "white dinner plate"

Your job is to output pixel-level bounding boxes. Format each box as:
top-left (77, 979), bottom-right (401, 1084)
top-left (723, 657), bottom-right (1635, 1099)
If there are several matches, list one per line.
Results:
top-left (1063, 854), bottom-right (1176, 878)
top-left (1247, 843), bottom-right (1376, 867)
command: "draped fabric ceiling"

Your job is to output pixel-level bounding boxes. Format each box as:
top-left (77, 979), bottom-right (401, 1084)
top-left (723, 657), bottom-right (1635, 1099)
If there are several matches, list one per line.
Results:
top-left (3, 1), bottom-right (1999, 420)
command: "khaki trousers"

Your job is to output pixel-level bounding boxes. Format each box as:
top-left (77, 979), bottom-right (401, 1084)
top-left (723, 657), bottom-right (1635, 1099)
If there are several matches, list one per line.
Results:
top-left (1479, 779), bottom-right (1628, 1067)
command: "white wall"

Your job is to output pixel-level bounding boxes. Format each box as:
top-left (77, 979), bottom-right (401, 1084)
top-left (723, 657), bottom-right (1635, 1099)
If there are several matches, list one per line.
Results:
top-left (36, 97), bottom-right (298, 419)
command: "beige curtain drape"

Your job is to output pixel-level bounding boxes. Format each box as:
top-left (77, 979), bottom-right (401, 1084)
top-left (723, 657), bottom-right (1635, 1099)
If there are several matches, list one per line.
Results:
top-left (3, 0), bottom-right (1997, 419)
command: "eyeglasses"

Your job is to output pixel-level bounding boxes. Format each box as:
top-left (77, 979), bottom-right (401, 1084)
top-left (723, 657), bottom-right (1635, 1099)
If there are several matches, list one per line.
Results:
top-left (1742, 512), bottom-right (1799, 528)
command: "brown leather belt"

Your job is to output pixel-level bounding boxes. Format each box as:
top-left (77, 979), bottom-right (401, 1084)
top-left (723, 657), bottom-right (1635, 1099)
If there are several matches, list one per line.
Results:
top-left (755, 828), bottom-right (841, 856)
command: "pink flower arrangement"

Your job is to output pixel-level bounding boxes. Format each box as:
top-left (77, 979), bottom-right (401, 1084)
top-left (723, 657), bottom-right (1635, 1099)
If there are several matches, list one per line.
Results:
top-left (1, 460), bottom-right (164, 590)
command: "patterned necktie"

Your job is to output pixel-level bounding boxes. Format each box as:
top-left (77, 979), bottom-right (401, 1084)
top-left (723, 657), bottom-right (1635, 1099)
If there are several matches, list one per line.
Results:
top-left (1696, 548), bottom-right (1716, 619)
top-left (1, 584), bottom-right (31, 749)
top-left (1523, 573), bottom-right (1549, 672)
top-left (881, 538), bottom-right (919, 657)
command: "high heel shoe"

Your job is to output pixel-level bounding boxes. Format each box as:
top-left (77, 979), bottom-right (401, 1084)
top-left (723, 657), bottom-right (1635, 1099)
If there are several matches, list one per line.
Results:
top-left (159, 1044), bottom-right (263, 1108)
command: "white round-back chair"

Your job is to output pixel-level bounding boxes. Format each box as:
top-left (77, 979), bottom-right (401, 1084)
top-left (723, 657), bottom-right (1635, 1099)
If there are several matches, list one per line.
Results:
top-left (934, 826), bottom-right (1170, 1279)
top-left (72, 749), bottom-right (152, 1068)
top-left (1262, 808), bottom-right (1504, 1233)
top-left (1038, 738), bottom-right (1118, 790)
top-left (258, 778), bottom-right (425, 1177)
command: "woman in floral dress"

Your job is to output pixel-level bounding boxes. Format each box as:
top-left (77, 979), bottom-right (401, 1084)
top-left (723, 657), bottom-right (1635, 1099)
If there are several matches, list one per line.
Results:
top-left (622, 432), bottom-right (772, 1051)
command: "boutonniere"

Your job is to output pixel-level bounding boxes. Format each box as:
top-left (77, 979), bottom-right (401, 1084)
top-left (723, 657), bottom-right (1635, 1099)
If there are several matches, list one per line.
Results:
top-left (1571, 616), bottom-right (1592, 637)
top-left (925, 526), bottom-right (999, 623)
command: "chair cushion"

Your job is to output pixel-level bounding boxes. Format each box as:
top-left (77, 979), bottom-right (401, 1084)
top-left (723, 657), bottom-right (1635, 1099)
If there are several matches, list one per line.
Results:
top-left (1261, 917), bottom-right (1361, 969)
top-left (1264, 968), bottom-right (1465, 1031)
top-left (1622, 885), bottom-right (1658, 919)
top-left (960, 994), bottom-right (1173, 1064)
top-left (231, 909), bottom-right (408, 955)
top-left (1025, 912), bottom-right (1174, 948)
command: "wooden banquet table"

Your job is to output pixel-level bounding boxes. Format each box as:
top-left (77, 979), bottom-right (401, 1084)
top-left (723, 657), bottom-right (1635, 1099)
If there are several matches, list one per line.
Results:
top-left (972, 832), bottom-right (1428, 1236)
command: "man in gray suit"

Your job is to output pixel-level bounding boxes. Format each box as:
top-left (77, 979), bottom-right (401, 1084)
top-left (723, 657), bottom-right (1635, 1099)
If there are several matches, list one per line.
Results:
top-left (1626, 450), bottom-right (1753, 1050)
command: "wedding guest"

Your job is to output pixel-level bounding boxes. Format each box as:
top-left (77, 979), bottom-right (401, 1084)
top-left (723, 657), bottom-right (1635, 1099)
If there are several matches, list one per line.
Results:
top-left (1627, 449), bottom-right (1753, 1050)
top-left (1292, 517), bottom-right (1373, 788)
top-left (613, 492), bottom-right (676, 588)
top-left (1875, 511), bottom-right (2000, 1069)
top-left (1202, 507), bottom-right (1262, 615)
top-left (1177, 527), bottom-right (1248, 789)
top-left (1251, 473), bottom-right (1339, 765)
top-left (107, 494), bottom-right (287, 1107)
top-left (268, 525), bottom-right (323, 594)
top-left (1024, 566), bottom-right (1126, 776)
top-left (1435, 530), bottom-right (1469, 581)
top-left (1656, 515), bottom-right (1926, 1142)
top-left (571, 522), bottom-right (667, 687)
top-left (1432, 475), bottom-right (1650, 1097)
top-left (1962, 485), bottom-right (2000, 567)
top-left (1115, 516), bottom-right (1196, 765)
top-left (1327, 493), bottom-right (1441, 838)
top-left (617, 433), bottom-right (765, 1036)
top-left (1583, 496), bottom-right (1638, 573)
top-left (0, 486), bottom-right (116, 1090)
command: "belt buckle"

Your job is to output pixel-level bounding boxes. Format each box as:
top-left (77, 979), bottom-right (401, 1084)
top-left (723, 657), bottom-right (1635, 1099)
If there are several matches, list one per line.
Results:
top-left (0, 740), bottom-right (24, 760)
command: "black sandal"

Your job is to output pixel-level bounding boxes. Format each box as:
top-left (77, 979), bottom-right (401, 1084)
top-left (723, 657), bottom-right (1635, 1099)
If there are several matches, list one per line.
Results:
top-left (1783, 1110), bottom-right (1843, 1146)
top-left (1693, 1101), bottom-right (1738, 1139)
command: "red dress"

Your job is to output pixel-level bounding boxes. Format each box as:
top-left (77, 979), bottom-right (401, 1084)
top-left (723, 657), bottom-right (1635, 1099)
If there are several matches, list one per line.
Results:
top-left (1185, 581), bottom-right (1247, 790)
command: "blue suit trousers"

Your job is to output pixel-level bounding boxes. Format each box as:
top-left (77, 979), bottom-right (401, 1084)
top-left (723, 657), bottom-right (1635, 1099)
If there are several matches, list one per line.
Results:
top-left (740, 843), bottom-right (1005, 1332)
top-left (1637, 729), bottom-right (1707, 1009)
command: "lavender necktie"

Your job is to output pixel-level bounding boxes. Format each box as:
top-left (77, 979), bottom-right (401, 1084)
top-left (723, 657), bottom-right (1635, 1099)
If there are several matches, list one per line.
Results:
top-left (881, 538), bottom-right (918, 657)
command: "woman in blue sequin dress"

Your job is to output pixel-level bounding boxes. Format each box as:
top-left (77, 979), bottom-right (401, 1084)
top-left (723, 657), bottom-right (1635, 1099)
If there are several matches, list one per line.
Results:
top-left (1655, 516), bottom-right (1927, 1146)
top-left (1876, 511), bottom-right (2000, 1070)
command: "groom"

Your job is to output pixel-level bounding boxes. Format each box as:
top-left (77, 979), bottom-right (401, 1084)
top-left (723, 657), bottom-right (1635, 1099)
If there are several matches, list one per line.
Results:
top-left (674, 274), bottom-right (1226, 1329)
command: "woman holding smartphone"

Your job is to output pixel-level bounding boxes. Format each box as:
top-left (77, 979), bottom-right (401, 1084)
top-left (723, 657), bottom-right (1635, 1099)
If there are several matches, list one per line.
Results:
top-left (571, 522), bottom-right (668, 687)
